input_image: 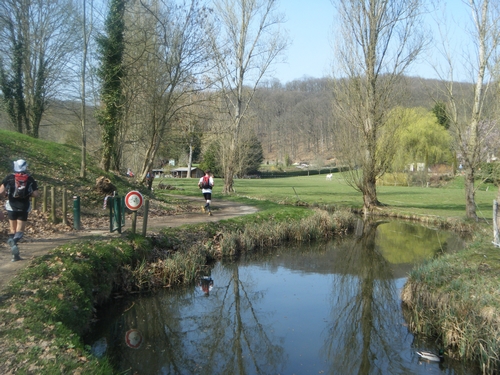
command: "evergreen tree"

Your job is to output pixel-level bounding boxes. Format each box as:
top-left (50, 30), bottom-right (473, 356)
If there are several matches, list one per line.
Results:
top-left (237, 134), bottom-right (264, 176)
top-left (96, 0), bottom-right (125, 171)
top-left (432, 102), bottom-right (450, 130)
top-left (199, 142), bottom-right (222, 177)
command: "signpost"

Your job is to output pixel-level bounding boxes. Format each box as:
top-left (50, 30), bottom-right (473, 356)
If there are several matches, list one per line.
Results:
top-left (125, 191), bottom-right (143, 211)
top-left (125, 191), bottom-right (143, 234)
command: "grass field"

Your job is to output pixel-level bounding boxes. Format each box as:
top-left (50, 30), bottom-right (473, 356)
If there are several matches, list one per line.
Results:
top-left (155, 172), bottom-right (498, 221)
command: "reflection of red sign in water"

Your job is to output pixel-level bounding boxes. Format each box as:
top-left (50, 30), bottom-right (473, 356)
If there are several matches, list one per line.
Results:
top-left (125, 329), bottom-right (143, 349)
top-left (125, 191), bottom-right (143, 211)
top-left (198, 277), bottom-right (214, 295)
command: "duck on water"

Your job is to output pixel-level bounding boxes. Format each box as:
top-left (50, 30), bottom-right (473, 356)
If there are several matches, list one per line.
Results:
top-left (416, 349), bottom-right (444, 363)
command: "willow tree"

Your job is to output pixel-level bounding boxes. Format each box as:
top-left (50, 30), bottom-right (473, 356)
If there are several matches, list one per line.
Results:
top-left (209, 0), bottom-right (288, 193)
top-left (331, 0), bottom-right (427, 214)
top-left (389, 107), bottom-right (453, 172)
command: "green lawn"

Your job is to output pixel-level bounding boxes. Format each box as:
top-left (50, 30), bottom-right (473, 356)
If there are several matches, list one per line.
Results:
top-left (155, 172), bottom-right (497, 220)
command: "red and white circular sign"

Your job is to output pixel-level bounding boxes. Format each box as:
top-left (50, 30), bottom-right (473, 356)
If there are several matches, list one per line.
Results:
top-left (125, 191), bottom-right (143, 211)
top-left (125, 329), bottom-right (143, 349)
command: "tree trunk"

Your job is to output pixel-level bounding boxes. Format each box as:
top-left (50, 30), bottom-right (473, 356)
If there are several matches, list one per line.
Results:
top-left (80, 0), bottom-right (89, 179)
top-left (464, 167), bottom-right (478, 220)
top-left (138, 130), bottom-right (161, 183)
top-left (100, 140), bottom-right (112, 171)
top-left (187, 142), bottom-right (193, 178)
top-left (223, 145), bottom-right (236, 193)
top-left (362, 177), bottom-right (380, 215)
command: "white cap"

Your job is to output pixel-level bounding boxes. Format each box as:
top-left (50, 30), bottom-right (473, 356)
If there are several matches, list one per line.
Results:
top-left (13, 159), bottom-right (27, 172)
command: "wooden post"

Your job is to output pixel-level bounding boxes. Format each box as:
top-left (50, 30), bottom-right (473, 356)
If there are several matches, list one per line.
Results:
top-left (142, 198), bottom-right (149, 236)
top-left (43, 186), bottom-right (48, 212)
top-left (62, 189), bottom-right (68, 225)
top-left (31, 196), bottom-right (36, 211)
top-left (131, 211), bottom-right (137, 234)
top-left (51, 186), bottom-right (56, 222)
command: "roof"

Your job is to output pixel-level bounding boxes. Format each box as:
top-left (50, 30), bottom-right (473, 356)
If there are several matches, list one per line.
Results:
top-left (171, 167), bottom-right (200, 172)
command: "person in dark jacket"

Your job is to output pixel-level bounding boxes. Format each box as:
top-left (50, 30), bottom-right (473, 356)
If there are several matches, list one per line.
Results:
top-left (0, 159), bottom-right (40, 261)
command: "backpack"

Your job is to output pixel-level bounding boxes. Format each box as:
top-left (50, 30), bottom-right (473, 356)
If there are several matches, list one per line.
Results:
top-left (12, 172), bottom-right (30, 198)
top-left (201, 175), bottom-right (211, 189)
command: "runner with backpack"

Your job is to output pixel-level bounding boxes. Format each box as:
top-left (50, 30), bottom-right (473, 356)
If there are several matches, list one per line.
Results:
top-left (0, 159), bottom-right (40, 261)
top-left (198, 169), bottom-right (214, 216)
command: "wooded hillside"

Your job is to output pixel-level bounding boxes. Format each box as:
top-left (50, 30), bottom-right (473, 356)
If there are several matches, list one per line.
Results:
top-left (0, 75), bottom-right (472, 169)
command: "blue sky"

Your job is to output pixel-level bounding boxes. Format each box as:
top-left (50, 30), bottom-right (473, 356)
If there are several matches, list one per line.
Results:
top-left (271, 0), bottom-right (334, 83)
top-left (271, 1), bottom-right (472, 84)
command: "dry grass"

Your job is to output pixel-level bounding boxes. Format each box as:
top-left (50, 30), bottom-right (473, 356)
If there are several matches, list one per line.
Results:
top-left (401, 229), bottom-right (500, 374)
top-left (220, 208), bottom-right (356, 257)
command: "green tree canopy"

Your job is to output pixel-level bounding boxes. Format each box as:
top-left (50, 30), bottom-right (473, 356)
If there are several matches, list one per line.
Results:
top-left (199, 142), bottom-right (222, 177)
top-left (432, 101), bottom-right (450, 130)
top-left (388, 107), bottom-right (453, 171)
top-left (96, 0), bottom-right (125, 172)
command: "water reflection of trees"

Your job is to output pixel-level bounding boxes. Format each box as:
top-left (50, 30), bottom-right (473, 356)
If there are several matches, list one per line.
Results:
top-left (108, 263), bottom-right (285, 374)
top-left (323, 219), bottom-right (413, 375)
top-left (201, 265), bottom-right (285, 374)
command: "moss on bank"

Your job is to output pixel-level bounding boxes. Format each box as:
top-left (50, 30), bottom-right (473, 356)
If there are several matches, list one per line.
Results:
top-left (0, 238), bottom-right (145, 374)
top-left (0, 207), bottom-right (356, 374)
top-left (402, 225), bottom-right (500, 374)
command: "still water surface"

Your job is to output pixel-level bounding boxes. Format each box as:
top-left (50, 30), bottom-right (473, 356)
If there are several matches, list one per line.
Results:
top-left (88, 220), bottom-right (480, 375)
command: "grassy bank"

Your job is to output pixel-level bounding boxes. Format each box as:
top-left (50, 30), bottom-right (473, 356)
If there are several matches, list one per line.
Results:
top-left (0, 198), bottom-right (357, 374)
top-left (401, 230), bottom-right (500, 374)
top-left (0, 129), bottom-right (152, 219)
top-left (0, 237), bottom-right (148, 374)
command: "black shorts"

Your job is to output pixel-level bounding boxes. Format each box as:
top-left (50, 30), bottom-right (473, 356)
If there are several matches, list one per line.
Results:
top-left (7, 211), bottom-right (28, 221)
top-left (203, 192), bottom-right (212, 200)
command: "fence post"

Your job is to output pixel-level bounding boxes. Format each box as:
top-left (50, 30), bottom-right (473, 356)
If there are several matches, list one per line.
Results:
top-left (112, 196), bottom-right (122, 234)
top-left (142, 198), bottom-right (149, 236)
top-left (50, 186), bottom-right (57, 222)
top-left (108, 197), bottom-right (113, 233)
top-left (43, 186), bottom-right (48, 213)
top-left (73, 196), bottom-right (81, 230)
top-left (62, 189), bottom-right (68, 225)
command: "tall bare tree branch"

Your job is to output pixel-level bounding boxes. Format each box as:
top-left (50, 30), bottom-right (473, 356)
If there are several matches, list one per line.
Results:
top-left (331, 0), bottom-right (428, 214)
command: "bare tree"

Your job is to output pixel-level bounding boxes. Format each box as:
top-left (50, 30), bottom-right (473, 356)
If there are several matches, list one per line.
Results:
top-left (434, 0), bottom-right (500, 220)
top-left (331, 0), bottom-right (427, 214)
top-left (79, 0), bottom-right (96, 178)
top-left (121, 0), bottom-right (214, 182)
top-left (208, 0), bottom-right (288, 193)
top-left (0, 0), bottom-right (79, 138)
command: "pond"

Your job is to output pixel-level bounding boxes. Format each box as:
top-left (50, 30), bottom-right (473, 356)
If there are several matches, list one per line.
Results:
top-left (86, 220), bottom-right (480, 375)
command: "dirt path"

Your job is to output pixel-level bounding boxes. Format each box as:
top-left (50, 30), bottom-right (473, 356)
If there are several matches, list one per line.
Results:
top-left (0, 196), bottom-right (257, 292)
